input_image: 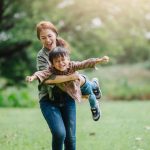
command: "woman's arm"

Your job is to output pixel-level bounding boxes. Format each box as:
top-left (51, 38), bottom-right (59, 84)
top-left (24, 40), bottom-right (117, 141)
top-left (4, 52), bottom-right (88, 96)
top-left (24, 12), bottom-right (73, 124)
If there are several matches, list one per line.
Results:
top-left (44, 73), bottom-right (79, 84)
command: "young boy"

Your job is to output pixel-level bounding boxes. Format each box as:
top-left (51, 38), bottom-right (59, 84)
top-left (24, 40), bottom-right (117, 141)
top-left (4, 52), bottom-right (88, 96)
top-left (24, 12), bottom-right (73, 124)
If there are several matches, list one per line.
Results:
top-left (26, 46), bottom-right (109, 121)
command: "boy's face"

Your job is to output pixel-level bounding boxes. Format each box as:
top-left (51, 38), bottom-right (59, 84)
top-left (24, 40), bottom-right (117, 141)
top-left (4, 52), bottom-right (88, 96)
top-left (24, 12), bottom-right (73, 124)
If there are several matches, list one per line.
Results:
top-left (52, 56), bottom-right (70, 71)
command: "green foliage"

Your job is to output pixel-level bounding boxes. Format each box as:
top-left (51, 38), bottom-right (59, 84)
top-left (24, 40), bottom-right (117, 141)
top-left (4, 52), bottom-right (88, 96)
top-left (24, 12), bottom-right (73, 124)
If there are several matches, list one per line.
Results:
top-left (1, 0), bottom-right (150, 87)
top-left (31, 0), bottom-right (150, 62)
top-left (0, 0), bottom-right (150, 108)
top-left (85, 62), bottom-right (150, 101)
top-left (0, 0), bottom-right (35, 86)
top-left (108, 80), bottom-right (150, 100)
top-left (143, 61), bottom-right (150, 70)
top-left (0, 84), bottom-right (38, 107)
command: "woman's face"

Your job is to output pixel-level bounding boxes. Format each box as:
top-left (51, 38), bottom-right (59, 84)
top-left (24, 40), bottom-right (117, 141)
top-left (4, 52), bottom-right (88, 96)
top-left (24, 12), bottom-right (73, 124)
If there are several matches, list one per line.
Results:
top-left (39, 29), bottom-right (57, 51)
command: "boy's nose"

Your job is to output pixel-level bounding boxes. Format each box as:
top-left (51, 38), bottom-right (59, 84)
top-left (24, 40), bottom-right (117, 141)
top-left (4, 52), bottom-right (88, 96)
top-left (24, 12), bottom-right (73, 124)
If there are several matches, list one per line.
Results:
top-left (59, 62), bottom-right (64, 65)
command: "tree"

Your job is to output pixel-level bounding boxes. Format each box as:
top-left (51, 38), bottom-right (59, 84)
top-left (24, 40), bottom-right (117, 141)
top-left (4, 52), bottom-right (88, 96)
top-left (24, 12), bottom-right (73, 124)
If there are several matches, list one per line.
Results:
top-left (0, 0), bottom-right (33, 87)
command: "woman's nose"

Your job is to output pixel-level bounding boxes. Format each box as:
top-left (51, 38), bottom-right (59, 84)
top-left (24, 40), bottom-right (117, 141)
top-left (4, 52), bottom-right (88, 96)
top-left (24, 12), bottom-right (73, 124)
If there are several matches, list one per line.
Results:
top-left (46, 37), bottom-right (51, 42)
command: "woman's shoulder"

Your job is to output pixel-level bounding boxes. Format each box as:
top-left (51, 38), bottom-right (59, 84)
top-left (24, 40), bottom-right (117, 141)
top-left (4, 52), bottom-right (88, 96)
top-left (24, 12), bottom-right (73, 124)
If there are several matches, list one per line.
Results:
top-left (37, 49), bottom-right (49, 61)
top-left (37, 48), bottom-right (45, 57)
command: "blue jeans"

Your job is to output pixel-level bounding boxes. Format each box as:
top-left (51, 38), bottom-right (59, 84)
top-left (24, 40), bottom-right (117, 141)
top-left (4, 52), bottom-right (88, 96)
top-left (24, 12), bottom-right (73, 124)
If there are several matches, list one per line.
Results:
top-left (39, 94), bottom-right (76, 150)
top-left (81, 79), bottom-right (97, 108)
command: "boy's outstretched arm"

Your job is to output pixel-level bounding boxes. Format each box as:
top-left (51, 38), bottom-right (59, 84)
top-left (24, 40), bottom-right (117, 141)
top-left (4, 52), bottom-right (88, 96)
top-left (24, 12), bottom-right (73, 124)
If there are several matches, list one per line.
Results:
top-left (26, 75), bottom-right (37, 83)
top-left (96, 56), bottom-right (109, 64)
top-left (26, 70), bottom-right (80, 84)
top-left (73, 55), bottom-right (110, 71)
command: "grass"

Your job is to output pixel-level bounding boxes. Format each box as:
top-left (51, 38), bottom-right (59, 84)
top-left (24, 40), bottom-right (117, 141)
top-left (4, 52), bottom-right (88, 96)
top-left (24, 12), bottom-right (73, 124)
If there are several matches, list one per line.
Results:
top-left (0, 101), bottom-right (150, 150)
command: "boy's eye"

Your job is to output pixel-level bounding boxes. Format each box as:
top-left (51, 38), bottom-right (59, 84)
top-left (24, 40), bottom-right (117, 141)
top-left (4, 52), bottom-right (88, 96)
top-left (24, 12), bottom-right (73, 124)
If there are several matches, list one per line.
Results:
top-left (54, 60), bottom-right (59, 63)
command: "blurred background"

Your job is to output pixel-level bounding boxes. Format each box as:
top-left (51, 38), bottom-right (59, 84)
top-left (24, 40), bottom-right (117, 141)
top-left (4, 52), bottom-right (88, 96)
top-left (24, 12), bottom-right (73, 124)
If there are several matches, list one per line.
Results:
top-left (0, 0), bottom-right (150, 107)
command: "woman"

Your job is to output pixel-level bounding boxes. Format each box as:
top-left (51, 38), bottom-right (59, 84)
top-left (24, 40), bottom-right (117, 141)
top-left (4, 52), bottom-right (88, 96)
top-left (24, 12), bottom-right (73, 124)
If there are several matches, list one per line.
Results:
top-left (35, 21), bottom-right (101, 150)
top-left (36, 21), bottom-right (78, 150)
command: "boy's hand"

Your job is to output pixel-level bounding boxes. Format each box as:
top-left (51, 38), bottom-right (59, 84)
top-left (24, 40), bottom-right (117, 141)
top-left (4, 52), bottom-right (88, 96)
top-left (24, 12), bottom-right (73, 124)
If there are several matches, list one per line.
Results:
top-left (25, 75), bottom-right (37, 83)
top-left (101, 56), bottom-right (109, 63)
top-left (96, 56), bottom-right (109, 64)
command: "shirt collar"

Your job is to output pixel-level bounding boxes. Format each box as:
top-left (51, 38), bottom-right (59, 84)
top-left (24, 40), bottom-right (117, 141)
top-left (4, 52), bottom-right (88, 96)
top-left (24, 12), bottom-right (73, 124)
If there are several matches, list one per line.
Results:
top-left (43, 47), bottom-right (50, 56)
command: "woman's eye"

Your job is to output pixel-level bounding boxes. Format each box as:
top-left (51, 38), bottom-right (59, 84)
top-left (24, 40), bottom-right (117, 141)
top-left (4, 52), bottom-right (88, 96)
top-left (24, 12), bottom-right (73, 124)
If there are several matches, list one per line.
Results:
top-left (41, 37), bottom-right (46, 40)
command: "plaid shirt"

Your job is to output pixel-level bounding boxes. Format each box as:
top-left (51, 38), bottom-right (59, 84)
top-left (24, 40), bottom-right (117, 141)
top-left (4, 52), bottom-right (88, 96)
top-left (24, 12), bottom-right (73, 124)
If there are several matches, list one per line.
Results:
top-left (35, 57), bottom-right (99, 102)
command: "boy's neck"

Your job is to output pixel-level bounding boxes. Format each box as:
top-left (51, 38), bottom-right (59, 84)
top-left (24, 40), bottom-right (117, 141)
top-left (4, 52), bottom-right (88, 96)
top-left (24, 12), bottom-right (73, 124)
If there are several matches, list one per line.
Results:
top-left (53, 66), bottom-right (67, 73)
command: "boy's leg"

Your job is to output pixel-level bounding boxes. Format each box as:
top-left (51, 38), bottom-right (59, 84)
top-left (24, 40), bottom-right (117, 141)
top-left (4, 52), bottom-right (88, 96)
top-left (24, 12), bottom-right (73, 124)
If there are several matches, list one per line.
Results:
top-left (91, 78), bottom-right (102, 100)
top-left (81, 79), bottom-right (101, 121)
top-left (89, 94), bottom-right (101, 121)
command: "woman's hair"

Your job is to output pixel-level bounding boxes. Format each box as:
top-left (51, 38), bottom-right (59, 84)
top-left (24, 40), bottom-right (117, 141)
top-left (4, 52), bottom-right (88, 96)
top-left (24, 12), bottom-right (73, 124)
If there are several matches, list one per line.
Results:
top-left (36, 21), bottom-right (58, 39)
top-left (49, 46), bottom-right (69, 64)
top-left (36, 21), bottom-right (70, 50)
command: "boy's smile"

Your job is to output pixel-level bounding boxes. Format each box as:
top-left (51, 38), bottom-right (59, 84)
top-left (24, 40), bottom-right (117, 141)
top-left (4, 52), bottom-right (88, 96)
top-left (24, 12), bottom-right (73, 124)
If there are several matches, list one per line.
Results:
top-left (52, 56), bottom-right (70, 71)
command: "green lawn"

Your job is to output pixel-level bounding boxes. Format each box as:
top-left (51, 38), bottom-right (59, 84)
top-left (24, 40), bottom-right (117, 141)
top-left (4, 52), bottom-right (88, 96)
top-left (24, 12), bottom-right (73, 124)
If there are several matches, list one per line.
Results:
top-left (0, 101), bottom-right (150, 150)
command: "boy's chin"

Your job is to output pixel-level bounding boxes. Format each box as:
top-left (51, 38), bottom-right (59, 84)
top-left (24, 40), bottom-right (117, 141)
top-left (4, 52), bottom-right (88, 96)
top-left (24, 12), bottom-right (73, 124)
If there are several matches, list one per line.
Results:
top-left (58, 67), bottom-right (67, 71)
top-left (59, 69), bottom-right (66, 71)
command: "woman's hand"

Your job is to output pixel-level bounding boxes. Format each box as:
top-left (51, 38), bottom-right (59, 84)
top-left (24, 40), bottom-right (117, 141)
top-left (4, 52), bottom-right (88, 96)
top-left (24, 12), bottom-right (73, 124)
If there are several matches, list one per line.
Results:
top-left (25, 75), bottom-right (37, 83)
top-left (44, 72), bottom-right (80, 85)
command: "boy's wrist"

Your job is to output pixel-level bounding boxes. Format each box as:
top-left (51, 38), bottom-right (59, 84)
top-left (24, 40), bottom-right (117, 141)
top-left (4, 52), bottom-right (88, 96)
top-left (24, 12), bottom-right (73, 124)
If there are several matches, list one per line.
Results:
top-left (32, 74), bottom-right (38, 80)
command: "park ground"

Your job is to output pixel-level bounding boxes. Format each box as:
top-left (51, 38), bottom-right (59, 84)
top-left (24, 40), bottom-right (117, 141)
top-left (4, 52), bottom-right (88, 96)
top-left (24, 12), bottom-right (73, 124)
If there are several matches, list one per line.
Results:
top-left (0, 100), bottom-right (150, 150)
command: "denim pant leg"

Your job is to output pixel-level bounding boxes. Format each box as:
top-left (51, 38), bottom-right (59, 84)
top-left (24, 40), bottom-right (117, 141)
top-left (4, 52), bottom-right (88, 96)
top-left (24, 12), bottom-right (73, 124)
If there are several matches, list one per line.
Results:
top-left (39, 95), bottom-right (76, 150)
top-left (40, 96), bottom-right (65, 150)
top-left (90, 80), bottom-right (98, 91)
top-left (61, 95), bottom-right (76, 150)
top-left (81, 80), bottom-right (97, 108)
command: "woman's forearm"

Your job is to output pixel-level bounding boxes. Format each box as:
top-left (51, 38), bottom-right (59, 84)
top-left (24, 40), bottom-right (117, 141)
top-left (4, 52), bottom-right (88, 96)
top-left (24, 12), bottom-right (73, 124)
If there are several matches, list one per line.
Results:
top-left (44, 73), bottom-right (79, 84)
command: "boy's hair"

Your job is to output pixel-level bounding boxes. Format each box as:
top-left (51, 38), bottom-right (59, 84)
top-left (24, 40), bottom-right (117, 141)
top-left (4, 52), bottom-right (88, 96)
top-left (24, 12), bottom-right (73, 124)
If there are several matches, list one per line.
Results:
top-left (49, 47), bottom-right (69, 64)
